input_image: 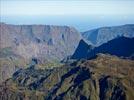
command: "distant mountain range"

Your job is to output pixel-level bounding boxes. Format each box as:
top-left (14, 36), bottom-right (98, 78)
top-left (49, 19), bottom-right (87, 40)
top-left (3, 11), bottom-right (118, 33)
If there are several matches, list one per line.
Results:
top-left (0, 23), bottom-right (134, 100)
top-left (81, 24), bottom-right (134, 46)
top-left (0, 23), bottom-right (134, 84)
top-left (1, 23), bottom-right (134, 62)
top-left (72, 37), bottom-right (134, 60)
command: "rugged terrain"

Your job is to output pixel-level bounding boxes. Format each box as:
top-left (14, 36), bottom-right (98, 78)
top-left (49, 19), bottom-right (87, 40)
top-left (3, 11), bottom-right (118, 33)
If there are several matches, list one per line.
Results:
top-left (0, 23), bottom-right (134, 100)
top-left (0, 23), bottom-right (81, 61)
top-left (81, 24), bottom-right (134, 46)
top-left (0, 54), bottom-right (134, 100)
top-left (0, 23), bottom-right (81, 83)
top-left (72, 37), bottom-right (134, 59)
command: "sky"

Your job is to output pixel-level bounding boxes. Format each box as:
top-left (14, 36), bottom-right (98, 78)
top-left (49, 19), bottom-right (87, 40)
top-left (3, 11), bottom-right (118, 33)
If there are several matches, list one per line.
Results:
top-left (1, 0), bottom-right (134, 31)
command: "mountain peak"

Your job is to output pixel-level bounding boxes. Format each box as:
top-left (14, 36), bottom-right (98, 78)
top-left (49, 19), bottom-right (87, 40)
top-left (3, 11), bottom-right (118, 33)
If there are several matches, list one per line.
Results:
top-left (71, 39), bottom-right (93, 59)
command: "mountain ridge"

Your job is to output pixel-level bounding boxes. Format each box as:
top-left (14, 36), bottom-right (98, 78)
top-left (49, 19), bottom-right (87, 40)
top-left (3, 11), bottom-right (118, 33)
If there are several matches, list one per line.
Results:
top-left (0, 54), bottom-right (134, 100)
top-left (72, 37), bottom-right (134, 60)
top-left (0, 22), bottom-right (81, 61)
top-left (81, 24), bottom-right (134, 46)
top-left (0, 23), bottom-right (134, 99)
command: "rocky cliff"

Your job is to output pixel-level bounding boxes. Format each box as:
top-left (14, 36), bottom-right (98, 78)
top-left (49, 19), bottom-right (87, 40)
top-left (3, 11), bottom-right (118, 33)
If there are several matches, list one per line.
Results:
top-left (81, 24), bottom-right (134, 46)
top-left (0, 23), bottom-right (134, 99)
top-left (0, 23), bottom-right (81, 61)
top-left (0, 23), bottom-right (81, 83)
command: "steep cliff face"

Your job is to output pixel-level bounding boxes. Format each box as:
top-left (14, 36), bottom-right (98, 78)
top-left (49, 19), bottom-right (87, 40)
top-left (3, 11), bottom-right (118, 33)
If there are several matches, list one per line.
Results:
top-left (0, 23), bottom-right (81, 83)
top-left (0, 54), bottom-right (134, 100)
top-left (81, 24), bottom-right (134, 46)
top-left (0, 23), bottom-right (81, 61)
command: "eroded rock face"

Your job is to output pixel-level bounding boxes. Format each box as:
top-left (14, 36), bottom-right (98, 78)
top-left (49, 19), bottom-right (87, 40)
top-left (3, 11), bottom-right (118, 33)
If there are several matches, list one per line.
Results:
top-left (0, 23), bottom-right (81, 61)
top-left (0, 23), bottom-right (81, 83)
top-left (0, 54), bottom-right (134, 100)
top-left (81, 24), bottom-right (134, 46)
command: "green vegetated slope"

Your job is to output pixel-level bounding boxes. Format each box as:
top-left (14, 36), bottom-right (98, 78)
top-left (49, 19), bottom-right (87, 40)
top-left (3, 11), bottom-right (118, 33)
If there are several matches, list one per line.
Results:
top-left (0, 47), bottom-right (63, 83)
top-left (0, 47), bottom-right (28, 83)
top-left (0, 54), bottom-right (134, 100)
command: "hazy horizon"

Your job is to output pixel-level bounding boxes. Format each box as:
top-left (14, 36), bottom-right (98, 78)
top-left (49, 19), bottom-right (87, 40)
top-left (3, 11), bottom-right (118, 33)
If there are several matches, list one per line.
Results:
top-left (1, 0), bottom-right (134, 31)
